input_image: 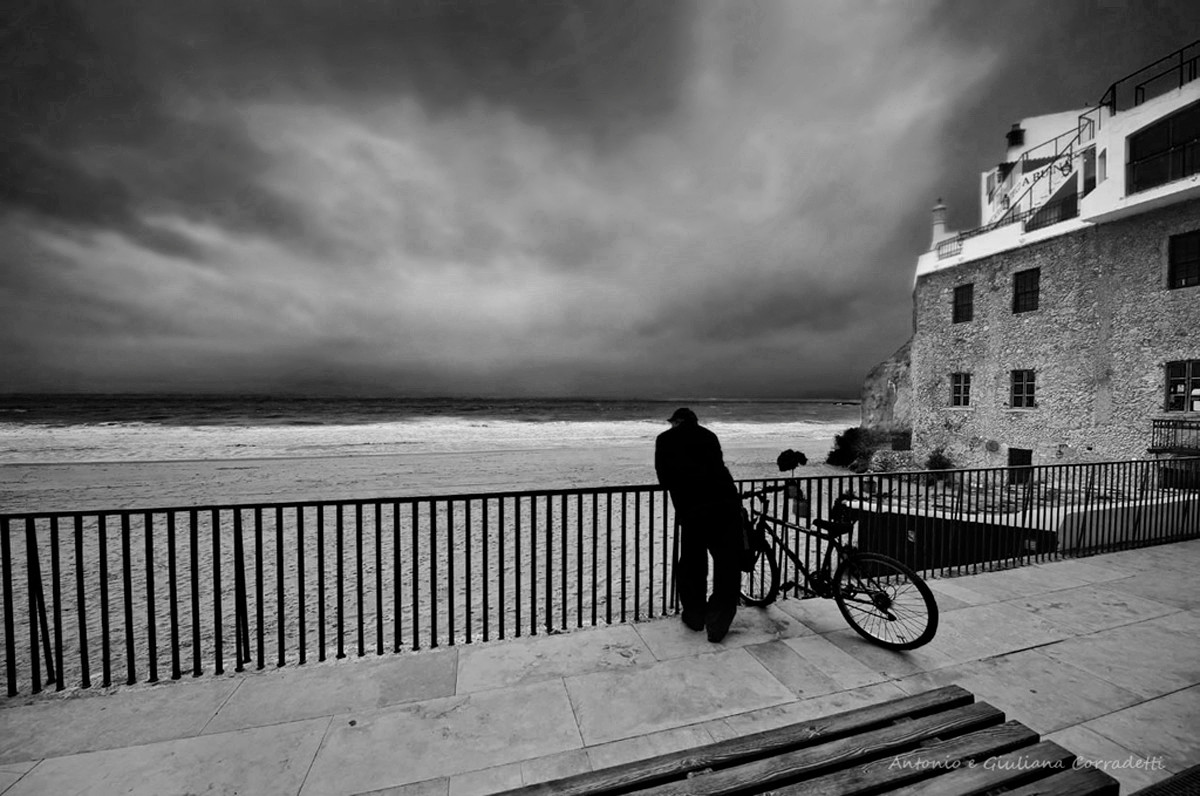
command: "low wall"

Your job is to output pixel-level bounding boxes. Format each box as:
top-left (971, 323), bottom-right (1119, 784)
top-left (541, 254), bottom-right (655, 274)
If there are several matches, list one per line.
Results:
top-left (850, 491), bottom-right (1199, 572)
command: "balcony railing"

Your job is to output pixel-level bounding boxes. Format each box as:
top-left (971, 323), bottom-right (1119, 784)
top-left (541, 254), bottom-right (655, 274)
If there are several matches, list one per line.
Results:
top-left (2, 459), bottom-right (1198, 698)
top-left (1024, 191), bottom-right (1079, 232)
top-left (1100, 39), bottom-right (1200, 113)
top-left (1150, 418), bottom-right (1200, 453)
top-left (935, 40), bottom-right (1200, 257)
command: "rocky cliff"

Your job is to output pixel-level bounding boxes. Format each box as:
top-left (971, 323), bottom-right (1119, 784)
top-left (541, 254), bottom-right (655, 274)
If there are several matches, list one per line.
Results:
top-left (861, 338), bottom-right (912, 433)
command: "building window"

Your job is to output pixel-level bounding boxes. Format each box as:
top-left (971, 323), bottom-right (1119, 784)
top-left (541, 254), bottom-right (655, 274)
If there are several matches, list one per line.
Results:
top-left (1012, 268), bottom-right (1040, 313)
top-left (1011, 369), bottom-right (1036, 408)
top-left (1127, 99), bottom-right (1200, 194)
top-left (1008, 447), bottom-right (1033, 484)
top-left (952, 284), bottom-right (974, 323)
top-left (1169, 230), bottom-right (1200, 289)
top-left (950, 373), bottom-right (971, 407)
top-left (1166, 360), bottom-right (1200, 412)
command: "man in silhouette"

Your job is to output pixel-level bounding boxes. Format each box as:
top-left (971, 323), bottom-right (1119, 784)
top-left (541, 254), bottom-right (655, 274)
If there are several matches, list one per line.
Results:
top-left (655, 407), bottom-right (742, 642)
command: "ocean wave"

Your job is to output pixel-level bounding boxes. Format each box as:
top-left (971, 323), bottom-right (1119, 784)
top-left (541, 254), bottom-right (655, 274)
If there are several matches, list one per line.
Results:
top-left (0, 415), bottom-right (855, 465)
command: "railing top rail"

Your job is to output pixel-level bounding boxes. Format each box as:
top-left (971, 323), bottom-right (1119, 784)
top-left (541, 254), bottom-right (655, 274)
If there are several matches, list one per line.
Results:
top-left (944, 41), bottom-right (1198, 248)
top-left (1016, 126), bottom-right (1081, 164)
top-left (1, 457), bottom-right (1197, 522)
top-left (1100, 38), bottom-right (1200, 112)
top-left (0, 482), bottom-right (667, 522)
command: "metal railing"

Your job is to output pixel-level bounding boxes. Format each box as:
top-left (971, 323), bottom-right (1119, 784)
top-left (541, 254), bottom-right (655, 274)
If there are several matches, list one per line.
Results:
top-left (1024, 191), bottom-right (1079, 232)
top-left (1100, 39), bottom-right (1200, 113)
top-left (1150, 418), bottom-right (1200, 453)
top-left (2, 459), bottom-right (1198, 698)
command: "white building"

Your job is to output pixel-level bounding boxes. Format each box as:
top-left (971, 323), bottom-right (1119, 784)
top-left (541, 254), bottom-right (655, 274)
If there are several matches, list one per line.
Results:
top-left (885, 41), bottom-right (1200, 470)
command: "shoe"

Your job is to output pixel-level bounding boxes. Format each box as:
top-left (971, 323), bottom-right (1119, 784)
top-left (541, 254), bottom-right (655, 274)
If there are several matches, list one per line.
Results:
top-left (706, 607), bottom-right (736, 643)
top-left (681, 610), bottom-right (705, 632)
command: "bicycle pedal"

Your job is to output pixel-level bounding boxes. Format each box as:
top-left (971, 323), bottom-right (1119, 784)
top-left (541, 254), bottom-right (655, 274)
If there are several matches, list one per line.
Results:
top-left (779, 581), bottom-right (798, 592)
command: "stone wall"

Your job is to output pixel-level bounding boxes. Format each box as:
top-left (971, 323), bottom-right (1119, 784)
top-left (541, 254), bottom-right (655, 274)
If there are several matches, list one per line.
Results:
top-left (910, 198), bottom-right (1200, 468)
top-left (860, 338), bottom-right (912, 432)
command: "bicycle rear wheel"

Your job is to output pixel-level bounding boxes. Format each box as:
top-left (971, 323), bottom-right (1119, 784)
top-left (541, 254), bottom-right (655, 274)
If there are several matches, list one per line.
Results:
top-left (740, 536), bottom-right (779, 607)
top-left (833, 552), bottom-right (938, 650)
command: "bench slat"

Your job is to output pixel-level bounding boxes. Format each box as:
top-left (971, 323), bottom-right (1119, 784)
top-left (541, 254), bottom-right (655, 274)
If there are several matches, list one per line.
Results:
top-left (879, 740), bottom-right (1077, 796)
top-left (997, 766), bottom-right (1121, 796)
top-left (496, 685), bottom-right (975, 796)
top-left (765, 721), bottom-right (1041, 795)
top-left (624, 702), bottom-right (1006, 796)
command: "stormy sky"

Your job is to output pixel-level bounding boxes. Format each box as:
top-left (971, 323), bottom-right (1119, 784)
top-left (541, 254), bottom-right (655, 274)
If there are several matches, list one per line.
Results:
top-left (4, 1), bottom-right (1198, 398)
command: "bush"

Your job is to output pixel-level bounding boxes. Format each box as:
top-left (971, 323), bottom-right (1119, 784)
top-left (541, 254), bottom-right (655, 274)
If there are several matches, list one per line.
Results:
top-left (825, 426), bottom-right (888, 470)
top-left (923, 447), bottom-right (955, 484)
top-left (776, 449), bottom-right (808, 472)
top-left (826, 427), bottom-right (864, 467)
top-left (925, 447), bottom-right (954, 470)
top-left (868, 450), bottom-right (914, 473)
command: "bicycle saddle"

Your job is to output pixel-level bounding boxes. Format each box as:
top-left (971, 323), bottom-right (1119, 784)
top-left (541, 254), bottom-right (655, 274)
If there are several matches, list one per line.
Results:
top-left (812, 518), bottom-right (854, 537)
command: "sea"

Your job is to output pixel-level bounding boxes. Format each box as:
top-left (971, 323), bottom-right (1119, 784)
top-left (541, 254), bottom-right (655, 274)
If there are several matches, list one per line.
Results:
top-left (0, 395), bottom-right (861, 465)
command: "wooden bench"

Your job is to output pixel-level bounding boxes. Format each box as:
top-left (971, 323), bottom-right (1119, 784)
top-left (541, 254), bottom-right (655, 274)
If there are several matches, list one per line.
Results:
top-left (496, 685), bottom-right (1119, 795)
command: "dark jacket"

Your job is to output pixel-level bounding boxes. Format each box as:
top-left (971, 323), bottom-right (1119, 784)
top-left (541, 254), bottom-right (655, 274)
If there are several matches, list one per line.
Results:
top-left (655, 421), bottom-right (739, 521)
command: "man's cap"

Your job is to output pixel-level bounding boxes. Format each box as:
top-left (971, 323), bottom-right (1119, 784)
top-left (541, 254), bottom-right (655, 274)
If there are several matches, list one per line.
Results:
top-left (667, 407), bottom-right (698, 423)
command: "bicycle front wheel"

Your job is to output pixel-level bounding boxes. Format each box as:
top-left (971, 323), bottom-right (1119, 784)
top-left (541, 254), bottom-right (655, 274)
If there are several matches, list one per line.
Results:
top-left (833, 552), bottom-right (938, 650)
top-left (740, 542), bottom-right (779, 607)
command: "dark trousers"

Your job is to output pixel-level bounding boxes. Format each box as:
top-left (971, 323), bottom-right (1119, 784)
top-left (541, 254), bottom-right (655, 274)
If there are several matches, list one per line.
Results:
top-left (676, 503), bottom-right (741, 619)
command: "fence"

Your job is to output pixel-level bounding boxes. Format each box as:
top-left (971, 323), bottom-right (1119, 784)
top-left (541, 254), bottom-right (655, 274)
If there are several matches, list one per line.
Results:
top-left (3, 458), bottom-right (1198, 698)
top-left (1150, 418), bottom-right (1200, 453)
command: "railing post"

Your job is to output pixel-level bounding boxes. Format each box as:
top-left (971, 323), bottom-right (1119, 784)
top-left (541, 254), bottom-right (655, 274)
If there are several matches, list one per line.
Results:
top-left (2, 518), bottom-right (16, 696)
top-left (144, 513), bottom-right (158, 683)
top-left (232, 509), bottom-right (247, 673)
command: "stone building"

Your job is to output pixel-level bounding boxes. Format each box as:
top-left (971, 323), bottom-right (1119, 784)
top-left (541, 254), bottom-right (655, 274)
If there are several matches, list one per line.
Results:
top-left (904, 42), bottom-right (1200, 469)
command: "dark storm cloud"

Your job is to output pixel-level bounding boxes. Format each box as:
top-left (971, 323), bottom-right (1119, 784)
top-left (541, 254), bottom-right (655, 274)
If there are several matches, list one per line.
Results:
top-left (3, 0), bottom-right (1200, 398)
top-left (4, 0), bottom-right (686, 255)
top-left (2, 1), bottom-right (318, 258)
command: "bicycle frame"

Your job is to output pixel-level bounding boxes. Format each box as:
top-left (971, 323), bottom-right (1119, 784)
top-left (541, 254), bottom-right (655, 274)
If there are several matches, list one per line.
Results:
top-left (752, 509), bottom-right (849, 599)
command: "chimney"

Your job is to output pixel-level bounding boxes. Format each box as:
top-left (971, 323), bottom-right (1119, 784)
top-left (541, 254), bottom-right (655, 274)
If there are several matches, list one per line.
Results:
top-left (1006, 123), bottom-right (1025, 149)
top-left (930, 198), bottom-right (948, 248)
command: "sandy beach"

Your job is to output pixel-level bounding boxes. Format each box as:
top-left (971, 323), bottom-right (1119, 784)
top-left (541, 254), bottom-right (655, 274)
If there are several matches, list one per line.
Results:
top-left (0, 436), bottom-right (846, 515)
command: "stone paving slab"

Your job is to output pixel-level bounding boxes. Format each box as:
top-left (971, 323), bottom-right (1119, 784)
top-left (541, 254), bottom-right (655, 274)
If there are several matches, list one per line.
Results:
top-left (563, 647), bottom-right (794, 745)
top-left (922, 600), bottom-right (1074, 663)
top-left (893, 648), bottom-right (1144, 735)
top-left (585, 724), bottom-right (715, 770)
top-left (941, 562), bottom-right (1095, 601)
top-left (300, 679), bottom-right (582, 795)
top-left (1100, 567), bottom-right (1200, 610)
top-left (1044, 724), bottom-right (1172, 795)
top-left (455, 623), bottom-right (651, 694)
top-left (630, 603), bottom-right (811, 660)
top-left (1024, 557), bottom-right (1138, 585)
top-left (779, 634), bottom-right (890, 691)
top-left (822, 627), bottom-right (961, 677)
top-left (6, 716), bottom-right (329, 796)
top-left (1005, 583), bottom-right (1180, 635)
top-left (359, 779), bottom-right (449, 796)
top-left (703, 681), bottom-right (909, 743)
top-left (743, 639), bottom-right (842, 699)
top-left (1037, 617), bottom-right (1200, 699)
top-left (1081, 685), bottom-right (1200, 775)
top-left (773, 593), bottom-right (859, 632)
top-left (206, 648), bottom-right (459, 734)
top-left (441, 748), bottom-right (593, 796)
top-left (924, 576), bottom-right (995, 606)
top-left (0, 676), bottom-right (240, 764)
top-left (449, 764), bottom-right (521, 796)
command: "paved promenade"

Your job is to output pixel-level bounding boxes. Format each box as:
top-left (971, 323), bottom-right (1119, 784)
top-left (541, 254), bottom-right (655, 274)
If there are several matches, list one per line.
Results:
top-left (2, 539), bottom-right (1198, 795)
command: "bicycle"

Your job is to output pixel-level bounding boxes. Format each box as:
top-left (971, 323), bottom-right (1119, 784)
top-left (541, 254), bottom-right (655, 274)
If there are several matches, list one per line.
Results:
top-left (739, 484), bottom-right (939, 650)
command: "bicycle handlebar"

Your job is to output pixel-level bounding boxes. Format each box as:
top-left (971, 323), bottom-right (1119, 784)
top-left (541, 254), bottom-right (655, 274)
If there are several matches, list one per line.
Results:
top-left (740, 484), bottom-right (787, 501)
